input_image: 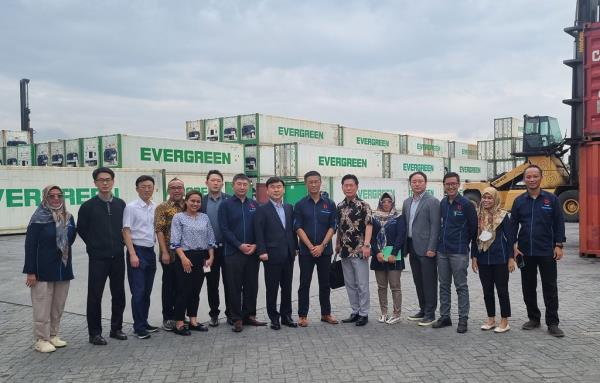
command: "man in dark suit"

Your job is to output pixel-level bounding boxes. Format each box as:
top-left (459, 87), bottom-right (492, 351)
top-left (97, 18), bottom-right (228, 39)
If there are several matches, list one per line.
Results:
top-left (254, 177), bottom-right (298, 330)
top-left (402, 171), bottom-right (441, 326)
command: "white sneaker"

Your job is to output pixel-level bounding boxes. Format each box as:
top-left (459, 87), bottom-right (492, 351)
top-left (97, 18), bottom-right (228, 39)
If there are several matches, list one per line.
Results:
top-left (378, 314), bottom-right (388, 323)
top-left (386, 315), bottom-right (402, 325)
top-left (494, 324), bottom-right (510, 333)
top-left (34, 340), bottom-right (56, 353)
top-left (49, 336), bottom-right (67, 348)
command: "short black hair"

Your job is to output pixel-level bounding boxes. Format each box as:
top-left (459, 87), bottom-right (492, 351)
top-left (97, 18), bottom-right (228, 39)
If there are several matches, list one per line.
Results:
top-left (184, 190), bottom-right (202, 212)
top-left (341, 174), bottom-right (359, 185)
top-left (232, 173), bottom-right (250, 183)
top-left (303, 170), bottom-right (321, 181)
top-left (524, 164), bottom-right (543, 176)
top-left (266, 176), bottom-right (285, 187)
top-left (409, 171), bottom-right (427, 183)
top-left (135, 175), bottom-right (155, 187)
top-left (443, 172), bottom-right (460, 184)
top-left (206, 169), bottom-right (224, 181)
top-left (93, 167), bottom-right (115, 181)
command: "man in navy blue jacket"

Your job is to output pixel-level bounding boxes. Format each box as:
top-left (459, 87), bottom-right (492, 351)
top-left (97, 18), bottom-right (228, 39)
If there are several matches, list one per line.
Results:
top-left (511, 165), bottom-right (566, 337)
top-left (433, 172), bottom-right (478, 333)
top-left (254, 177), bottom-right (298, 330)
top-left (218, 174), bottom-right (267, 332)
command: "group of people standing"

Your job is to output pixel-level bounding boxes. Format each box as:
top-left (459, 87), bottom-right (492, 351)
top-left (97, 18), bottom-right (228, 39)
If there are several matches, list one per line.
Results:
top-left (23, 163), bottom-right (566, 353)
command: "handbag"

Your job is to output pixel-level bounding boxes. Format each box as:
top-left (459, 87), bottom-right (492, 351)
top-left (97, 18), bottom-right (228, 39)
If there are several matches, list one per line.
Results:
top-left (329, 253), bottom-right (345, 289)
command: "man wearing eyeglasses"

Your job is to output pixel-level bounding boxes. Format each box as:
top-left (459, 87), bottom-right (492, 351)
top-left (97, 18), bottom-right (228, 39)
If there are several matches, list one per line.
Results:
top-left (432, 172), bottom-right (477, 333)
top-left (77, 167), bottom-right (128, 345)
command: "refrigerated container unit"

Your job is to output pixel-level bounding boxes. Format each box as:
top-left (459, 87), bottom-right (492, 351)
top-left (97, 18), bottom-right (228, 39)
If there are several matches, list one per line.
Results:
top-left (64, 139), bottom-right (82, 167)
top-left (274, 143), bottom-right (383, 179)
top-left (449, 141), bottom-right (478, 160)
top-left (244, 145), bottom-right (275, 177)
top-left (4, 146), bottom-right (18, 165)
top-left (579, 142), bottom-right (600, 256)
top-left (50, 141), bottom-right (65, 167)
top-left (98, 134), bottom-right (244, 174)
top-left (0, 167), bottom-right (165, 235)
top-left (238, 113), bottom-right (340, 146)
top-left (338, 126), bottom-right (400, 153)
top-left (477, 140), bottom-right (495, 160)
top-left (205, 118), bottom-right (220, 142)
top-left (1, 130), bottom-right (31, 147)
top-left (448, 158), bottom-right (489, 182)
top-left (493, 117), bottom-right (523, 139)
top-left (185, 120), bottom-right (205, 140)
top-left (7, 144), bottom-right (34, 166)
top-left (82, 137), bottom-right (100, 167)
top-left (0, 147), bottom-right (4, 165)
top-left (221, 116), bottom-right (239, 143)
top-left (383, 154), bottom-right (445, 181)
top-left (35, 142), bottom-right (50, 166)
top-left (400, 135), bottom-right (449, 158)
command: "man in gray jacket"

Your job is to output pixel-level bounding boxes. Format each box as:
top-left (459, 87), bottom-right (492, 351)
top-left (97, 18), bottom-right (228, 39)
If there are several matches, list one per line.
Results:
top-left (402, 171), bottom-right (441, 326)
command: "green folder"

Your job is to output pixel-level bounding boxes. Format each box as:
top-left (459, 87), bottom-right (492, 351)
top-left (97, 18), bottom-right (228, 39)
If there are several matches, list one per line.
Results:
top-left (382, 246), bottom-right (401, 261)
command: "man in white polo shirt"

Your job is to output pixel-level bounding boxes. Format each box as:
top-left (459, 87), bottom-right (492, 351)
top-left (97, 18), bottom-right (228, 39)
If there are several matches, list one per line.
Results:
top-left (123, 175), bottom-right (158, 339)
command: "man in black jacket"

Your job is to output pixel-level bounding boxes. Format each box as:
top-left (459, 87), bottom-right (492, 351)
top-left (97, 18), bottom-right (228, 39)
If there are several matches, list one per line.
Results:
top-left (254, 177), bottom-right (298, 330)
top-left (77, 167), bottom-right (128, 345)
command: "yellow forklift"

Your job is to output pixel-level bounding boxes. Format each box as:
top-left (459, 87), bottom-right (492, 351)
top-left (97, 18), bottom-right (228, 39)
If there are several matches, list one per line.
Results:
top-left (462, 115), bottom-right (579, 222)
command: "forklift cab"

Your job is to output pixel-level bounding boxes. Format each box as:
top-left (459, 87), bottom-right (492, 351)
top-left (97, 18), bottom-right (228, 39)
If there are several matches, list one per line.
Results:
top-left (522, 115), bottom-right (562, 154)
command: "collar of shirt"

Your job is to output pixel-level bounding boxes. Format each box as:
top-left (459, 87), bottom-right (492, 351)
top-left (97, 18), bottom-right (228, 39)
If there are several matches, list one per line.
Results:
top-left (134, 197), bottom-right (155, 209)
top-left (208, 193), bottom-right (222, 202)
top-left (167, 199), bottom-right (185, 209)
top-left (97, 194), bottom-right (113, 203)
top-left (412, 192), bottom-right (425, 202)
top-left (270, 199), bottom-right (284, 208)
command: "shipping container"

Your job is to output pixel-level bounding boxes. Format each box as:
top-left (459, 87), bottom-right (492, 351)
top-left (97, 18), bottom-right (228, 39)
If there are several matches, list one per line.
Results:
top-left (0, 147), bottom-right (4, 165)
top-left (221, 116), bottom-right (239, 143)
top-left (98, 134), bottom-right (244, 174)
top-left (579, 142), bottom-right (600, 256)
top-left (494, 138), bottom-right (518, 160)
top-left (82, 137), bottom-right (100, 167)
top-left (162, 172), bottom-right (234, 200)
top-left (274, 143), bottom-right (383, 179)
top-left (238, 113), bottom-right (340, 146)
top-left (584, 25), bottom-right (600, 138)
top-left (449, 141), bottom-right (478, 159)
top-left (50, 141), bottom-right (65, 167)
top-left (1, 130), bottom-right (31, 147)
top-left (449, 158), bottom-right (489, 182)
top-left (244, 145), bottom-right (275, 176)
top-left (330, 178), bottom-right (410, 209)
top-left (492, 160), bottom-right (516, 175)
top-left (0, 167), bottom-right (165, 234)
top-left (339, 126), bottom-right (400, 153)
top-left (383, 154), bottom-right (445, 181)
top-left (185, 120), bottom-right (205, 140)
top-left (477, 140), bottom-right (495, 160)
top-left (205, 119), bottom-right (220, 142)
top-left (35, 142), bottom-right (50, 166)
top-left (64, 139), bottom-right (81, 167)
top-left (18, 144), bottom-right (33, 166)
top-left (4, 146), bottom-right (18, 165)
top-left (400, 135), bottom-right (449, 158)
top-left (493, 117), bottom-right (523, 139)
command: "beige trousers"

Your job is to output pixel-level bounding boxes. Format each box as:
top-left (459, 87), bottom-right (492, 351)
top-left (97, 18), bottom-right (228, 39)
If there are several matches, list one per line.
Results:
top-left (374, 270), bottom-right (402, 316)
top-left (30, 281), bottom-right (70, 341)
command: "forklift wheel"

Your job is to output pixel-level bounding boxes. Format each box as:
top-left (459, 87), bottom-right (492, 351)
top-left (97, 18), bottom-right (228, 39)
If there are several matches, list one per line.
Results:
top-left (558, 190), bottom-right (579, 223)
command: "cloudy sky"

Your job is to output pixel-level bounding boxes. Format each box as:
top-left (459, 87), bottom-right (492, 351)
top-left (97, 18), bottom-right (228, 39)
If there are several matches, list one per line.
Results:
top-left (0, 0), bottom-right (574, 142)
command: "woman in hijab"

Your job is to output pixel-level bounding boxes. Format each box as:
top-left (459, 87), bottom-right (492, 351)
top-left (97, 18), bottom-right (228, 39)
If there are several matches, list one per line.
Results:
top-left (471, 187), bottom-right (516, 333)
top-left (370, 192), bottom-right (406, 325)
top-left (23, 185), bottom-right (77, 353)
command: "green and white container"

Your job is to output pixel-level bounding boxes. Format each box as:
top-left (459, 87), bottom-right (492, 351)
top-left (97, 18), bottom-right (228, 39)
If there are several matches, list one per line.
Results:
top-left (64, 139), bottom-right (82, 167)
top-left (186, 120), bottom-right (205, 140)
top-left (449, 141), bottom-right (478, 159)
top-left (244, 145), bottom-right (275, 177)
top-left (238, 113), bottom-right (340, 146)
top-left (477, 140), bottom-right (495, 160)
top-left (400, 135), bottom-right (449, 158)
top-left (205, 118), bottom-right (220, 142)
top-left (50, 141), bottom-right (65, 167)
top-left (35, 142), bottom-right (50, 166)
top-left (222, 116), bottom-right (239, 143)
top-left (331, 177), bottom-right (409, 209)
top-left (82, 137), bottom-right (100, 167)
top-left (1, 130), bottom-right (31, 147)
top-left (0, 166), bottom-right (164, 235)
top-left (339, 126), bottom-right (400, 153)
top-left (99, 134), bottom-right (244, 174)
top-left (383, 154), bottom-right (445, 181)
top-left (449, 159), bottom-right (489, 182)
top-left (274, 143), bottom-right (383, 179)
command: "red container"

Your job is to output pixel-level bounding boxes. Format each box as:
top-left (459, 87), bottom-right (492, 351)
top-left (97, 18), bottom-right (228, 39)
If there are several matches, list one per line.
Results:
top-left (579, 141), bottom-right (600, 256)
top-left (584, 24), bottom-right (600, 138)
top-left (254, 183), bottom-right (268, 205)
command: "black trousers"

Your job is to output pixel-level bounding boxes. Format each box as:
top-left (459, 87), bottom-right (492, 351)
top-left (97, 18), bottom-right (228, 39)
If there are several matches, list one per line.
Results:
top-left (225, 253), bottom-right (260, 322)
top-left (298, 253), bottom-right (332, 316)
top-left (161, 256), bottom-right (177, 321)
top-left (478, 263), bottom-right (511, 318)
top-left (205, 246), bottom-right (231, 319)
top-left (174, 250), bottom-right (206, 321)
top-left (86, 255), bottom-right (126, 336)
top-left (408, 239), bottom-right (438, 320)
top-left (264, 257), bottom-right (294, 322)
top-left (520, 255), bottom-right (559, 326)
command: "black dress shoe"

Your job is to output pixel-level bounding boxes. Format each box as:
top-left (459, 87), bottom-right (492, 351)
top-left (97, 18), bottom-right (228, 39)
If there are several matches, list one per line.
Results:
top-left (174, 326), bottom-right (191, 336)
top-left (209, 317), bottom-right (219, 327)
top-left (109, 330), bottom-right (128, 340)
top-left (89, 335), bottom-right (107, 345)
top-left (232, 320), bottom-right (243, 332)
top-left (342, 314), bottom-right (359, 323)
top-left (189, 323), bottom-right (209, 332)
top-left (281, 316), bottom-right (298, 328)
top-left (432, 317), bottom-right (452, 329)
top-left (270, 320), bottom-right (281, 330)
top-left (355, 315), bottom-right (369, 326)
top-left (243, 317), bottom-right (268, 326)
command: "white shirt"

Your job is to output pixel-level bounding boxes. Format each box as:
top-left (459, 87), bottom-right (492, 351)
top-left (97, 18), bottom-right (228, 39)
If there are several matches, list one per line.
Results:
top-left (123, 197), bottom-right (157, 247)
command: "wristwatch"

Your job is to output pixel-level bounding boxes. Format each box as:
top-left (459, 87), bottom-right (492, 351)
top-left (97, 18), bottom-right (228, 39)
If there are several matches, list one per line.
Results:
top-left (555, 243), bottom-right (564, 248)
top-left (363, 244), bottom-right (372, 248)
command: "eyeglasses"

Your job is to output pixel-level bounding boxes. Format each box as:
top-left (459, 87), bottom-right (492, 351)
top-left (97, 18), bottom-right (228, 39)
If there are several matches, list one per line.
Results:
top-left (95, 178), bottom-right (113, 184)
top-left (48, 194), bottom-right (63, 199)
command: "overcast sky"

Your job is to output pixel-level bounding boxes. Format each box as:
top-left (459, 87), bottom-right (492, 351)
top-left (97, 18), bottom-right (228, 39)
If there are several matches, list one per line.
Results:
top-left (0, 0), bottom-right (574, 142)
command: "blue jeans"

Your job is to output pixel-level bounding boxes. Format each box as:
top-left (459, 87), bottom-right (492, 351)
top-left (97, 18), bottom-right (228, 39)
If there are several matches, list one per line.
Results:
top-left (437, 252), bottom-right (469, 320)
top-left (127, 245), bottom-right (157, 333)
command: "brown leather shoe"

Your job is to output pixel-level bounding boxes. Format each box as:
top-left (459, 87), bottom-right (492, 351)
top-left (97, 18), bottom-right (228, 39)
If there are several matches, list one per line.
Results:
top-left (243, 316), bottom-right (267, 326)
top-left (321, 314), bottom-right (339, 324)
top-left (298, 316), bottom-right (309, 327)
top-left (232, 320), bottom-right (243, 333)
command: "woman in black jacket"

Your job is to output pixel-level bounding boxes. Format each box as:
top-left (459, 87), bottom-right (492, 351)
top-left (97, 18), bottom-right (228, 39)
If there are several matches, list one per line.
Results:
top-left (370, 193), bottom-right (406, 325)
top-left (471, 187), bottom-right (516, 333)
top-left (23, 185), bottom-right (76, 353)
